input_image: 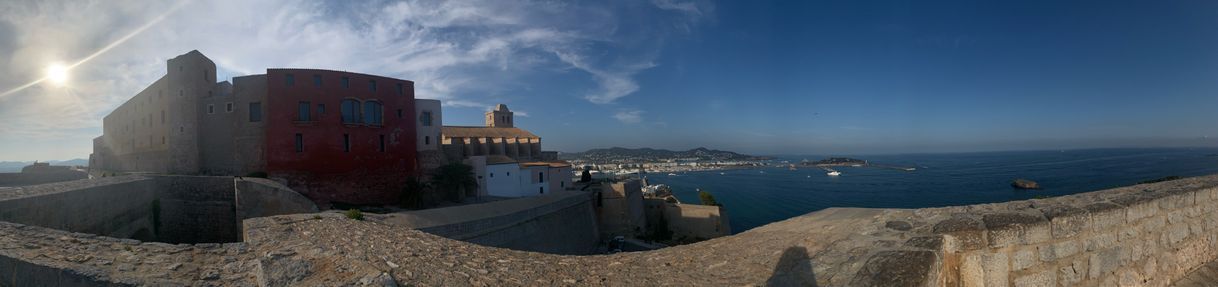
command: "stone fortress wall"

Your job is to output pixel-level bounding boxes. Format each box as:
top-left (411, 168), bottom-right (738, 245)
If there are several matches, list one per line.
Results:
top-left (4, 175), bottom-right (1218, 285)
top-left (366, 190), bottom-right (600, 255)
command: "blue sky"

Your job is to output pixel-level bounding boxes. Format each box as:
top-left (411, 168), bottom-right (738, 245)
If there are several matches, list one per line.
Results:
top-left (1, 0), bottom-right (1217, 161)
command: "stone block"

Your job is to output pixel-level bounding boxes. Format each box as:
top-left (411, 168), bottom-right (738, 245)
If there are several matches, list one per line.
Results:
top-left (1167, 224), bottom-right (1190, 244)
top-left (1158, 193), bottom-right (1192, 210)
top-left (982, 212), bottom-right (1050, 248)
top-left (1088, 247), bottom-right (1121, 279)
top-left (1086, 233), bottom-right (1118, 252)
top-left (1052, 240), bottom-right (1079, 260)
top-left (1014, 269), bottom-right (1055, 287)
top-left (1085, 203), bottom-right (1125, 232)
top-left (1059, 259), bottom-right (1088, 285)
top-left (1012, 248), bottom-right (1037, 271)
top-left (1168, 210), bottom-right (1187, 225)
top-left (1124, 201), bottom-right (1158, 222)
top-left (1142, 215), bottom-right (1167, 233)
top-left (1119, 224), bottom-right (1141, 242)
top-left (1039, 205), bottom-right (1089, 239)
top-left (933, 217), bottom-right (987, 251)
top-left (961, 252), bottom-right (1008, 287)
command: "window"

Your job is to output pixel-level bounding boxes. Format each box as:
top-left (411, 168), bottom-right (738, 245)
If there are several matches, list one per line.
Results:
top-left (424, 136), bottom-right (430, 145)
top-left (507, 172), bottom-right (511, 176)
top-left (161, 136), bottom-right (165, 145)
top-left (226, 102), bottom-right (234, 113)
top-left (363, 101), bottom-right (383, 125)
top-left (318, 104), bottom-right (325, 114)
top-left (540, 187), bottom-right (544, 194)
top-left (207, 104), bottom-right (214, 114)
top-left (396, 83), bottom-right (404, 95)
top-left (341, 99), bottom-right (360, 124)
top-left (295, 133), bottom-right (303, 152)
top-left (421, 111), bottom-right (433, 126)
top-left (539, 172), bottom-right (545, 183)
top-left (161, 110), bottom-right (165, 124)
top-left (490, 173), bottom-right (494, 178)
top-left (298, 101), bottom-right (311, 121)
top-left (379, 135), bottom-right (386, 152)
top-left (313, 74), bottom-right (322, 87)
top-left (369, 80), bottom-right (377, 92)
top-left (341, 76), bottom-right (350, 88)
top-left (397, 109), bottom-right (403, 119)
top-left (180, 90), bottom-right (183, 97)
top-left (561, 181), bottom-right (565, 188)
top-left (342, 134), bottom-right (350, 152)
top-left (249, 102), bottom-right (262, 122)
top-left (285, 74), bottom-right (295, 86)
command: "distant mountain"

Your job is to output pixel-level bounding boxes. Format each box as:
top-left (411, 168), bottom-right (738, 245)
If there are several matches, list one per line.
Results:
top-left (561, 147), bottom-right (770, 162)
top-left (0, 159), bottom-right (88, 173)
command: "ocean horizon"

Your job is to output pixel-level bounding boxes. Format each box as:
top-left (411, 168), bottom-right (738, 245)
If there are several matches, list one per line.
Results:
top-left (647, 147), bottom-right (1218, 234)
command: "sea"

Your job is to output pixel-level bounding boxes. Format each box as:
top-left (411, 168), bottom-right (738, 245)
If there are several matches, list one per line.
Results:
top-left (645, 148), bottom-right (1218, 234)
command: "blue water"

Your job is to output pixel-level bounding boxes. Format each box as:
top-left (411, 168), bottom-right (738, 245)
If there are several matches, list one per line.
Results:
top-left (646, 148), bottom-right (1218, 234)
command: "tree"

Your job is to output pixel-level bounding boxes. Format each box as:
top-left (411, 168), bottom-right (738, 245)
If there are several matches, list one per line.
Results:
top-left (698, 189), bottom-right (720, 206)
top-left (580, 169), bottom-right (592, 183)
top-left (399, 176), bottom-right (430, 209)
top-left (431, 162), bottom-right (478, 202)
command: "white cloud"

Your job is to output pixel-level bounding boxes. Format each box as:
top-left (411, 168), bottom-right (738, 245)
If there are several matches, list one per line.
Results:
top-left (0, 0), bottom-right (709, 160)
top-left (613, 110), bottom-right (644, 124)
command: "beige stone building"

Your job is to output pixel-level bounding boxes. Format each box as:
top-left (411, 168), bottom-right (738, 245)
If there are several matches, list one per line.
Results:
top-left (441, 104), bottom-right (542, 162)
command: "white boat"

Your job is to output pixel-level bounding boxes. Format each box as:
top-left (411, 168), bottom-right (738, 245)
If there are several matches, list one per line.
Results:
top-left (667, 173), bottom-right (677, 176)
top-left (719, 172), bottom-right (725, 175)
top-left (827, 171), bottom-right (841, 176)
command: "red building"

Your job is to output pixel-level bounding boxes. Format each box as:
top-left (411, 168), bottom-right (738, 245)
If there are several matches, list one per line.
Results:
top-left (264, 69), bottom-right (418, 204)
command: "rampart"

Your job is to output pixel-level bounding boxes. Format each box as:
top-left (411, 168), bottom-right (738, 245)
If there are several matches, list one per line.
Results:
top-left (366, 190), bottom-right (600, 255)
top-left (0, 170), bottom-right (87, 187)
top-left (3, 175), bottom-right (1218, 285)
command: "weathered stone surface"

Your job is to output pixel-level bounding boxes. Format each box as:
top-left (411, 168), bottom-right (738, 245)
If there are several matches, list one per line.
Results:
top-left (904, 236), bottom-right (943, 250)
top-left (847, 250), bottom-right (936, 287)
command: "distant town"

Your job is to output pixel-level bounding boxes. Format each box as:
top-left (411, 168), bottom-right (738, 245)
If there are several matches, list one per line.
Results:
top-left (562, 147), bottom-right (773, 175)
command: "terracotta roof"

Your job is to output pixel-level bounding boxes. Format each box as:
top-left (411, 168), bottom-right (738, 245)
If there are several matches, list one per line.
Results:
top-left (442, 126), bottom-right (539, 139)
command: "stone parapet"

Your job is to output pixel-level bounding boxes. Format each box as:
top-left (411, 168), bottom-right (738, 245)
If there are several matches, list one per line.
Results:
top-left (4, 174), bottom-right (1218, 285)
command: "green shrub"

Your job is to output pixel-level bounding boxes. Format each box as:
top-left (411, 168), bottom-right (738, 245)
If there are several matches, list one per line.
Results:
top-left (344, 209), bottom-right (364, 221)
top-left (698, 190), bottom-right (720, 206)
top-left (1139, 176), bottom-right (1183, 184)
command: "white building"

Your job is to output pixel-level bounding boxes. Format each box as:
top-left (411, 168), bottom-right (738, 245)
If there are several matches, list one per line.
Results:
top-left (414, 99), bottom-right (442, 151)
top-left (467, 155), bottom-right (573, 198)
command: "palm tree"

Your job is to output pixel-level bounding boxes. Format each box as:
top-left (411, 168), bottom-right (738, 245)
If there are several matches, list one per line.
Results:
top-left (431, 162), bottom-right (478, 202)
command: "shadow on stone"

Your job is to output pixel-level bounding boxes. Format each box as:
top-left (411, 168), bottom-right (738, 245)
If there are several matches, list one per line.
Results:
top-left (766, 246), bottom-right (818, 286)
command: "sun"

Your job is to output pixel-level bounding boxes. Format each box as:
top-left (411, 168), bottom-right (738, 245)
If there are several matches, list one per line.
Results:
top-left (45, 63), bottom-right (69, 86)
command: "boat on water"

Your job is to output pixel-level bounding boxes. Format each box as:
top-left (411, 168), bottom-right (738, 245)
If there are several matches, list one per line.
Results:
top-left (667, 173), bottom-right (677, 176)
top-left (827, 171), bottom-right (842, 176)
top-left (719, 172), bottom-right (725, 175)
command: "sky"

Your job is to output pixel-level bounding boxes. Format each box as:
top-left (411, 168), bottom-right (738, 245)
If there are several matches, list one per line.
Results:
top-left (1, 0), bottom-right (1217, 161)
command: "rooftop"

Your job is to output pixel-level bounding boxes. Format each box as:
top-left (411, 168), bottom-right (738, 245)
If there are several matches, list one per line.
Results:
top-left (442, 126), bottom-right (539, 139)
